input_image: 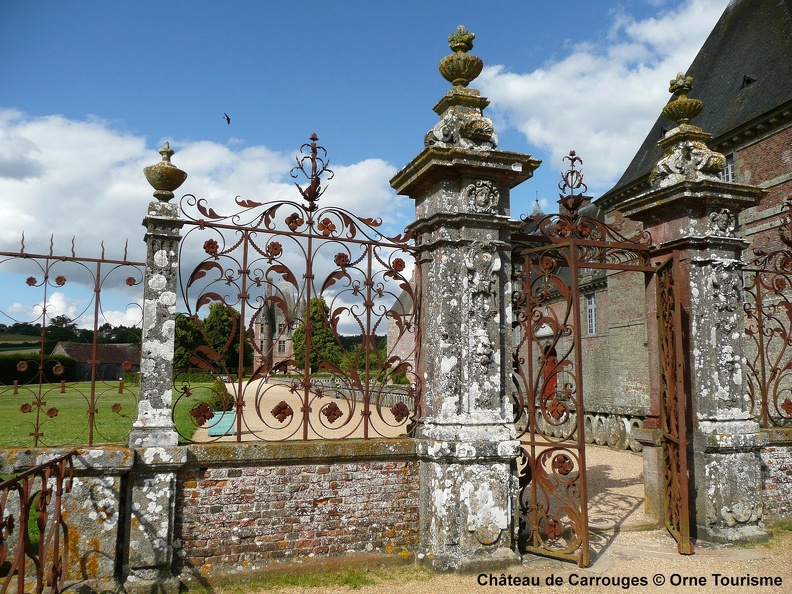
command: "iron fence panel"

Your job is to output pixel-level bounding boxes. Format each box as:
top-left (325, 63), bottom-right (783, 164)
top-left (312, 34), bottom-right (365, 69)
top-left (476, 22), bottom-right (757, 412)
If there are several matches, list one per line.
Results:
top-left (0, 241), bottom-right (144, 447)
top-left (173, 136), bottom-right (420, 442)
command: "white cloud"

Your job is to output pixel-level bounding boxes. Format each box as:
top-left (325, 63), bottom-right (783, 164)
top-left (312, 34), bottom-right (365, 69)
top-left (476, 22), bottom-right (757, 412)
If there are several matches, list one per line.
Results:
top-left (0, 110), bottom-right (410, 309)
top-left (478, 0), bottom-right (730, 193)
top-left (97, 303), bottom-right (144, 329)
top-left (6, 291), bottom-right (81, 324)
top-left (2, 287), bottom-right (143, 330)
top-left (321, 159), bottom-right (407, 231)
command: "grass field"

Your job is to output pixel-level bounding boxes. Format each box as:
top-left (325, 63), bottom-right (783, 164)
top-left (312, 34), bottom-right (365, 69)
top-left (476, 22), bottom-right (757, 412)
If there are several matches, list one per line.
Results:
top-left (0, 381), bottom-right (208, 447)
top-left (0, 333), bottom-right (41, 343)
top-left (0, 333), bottom-right (41, 354)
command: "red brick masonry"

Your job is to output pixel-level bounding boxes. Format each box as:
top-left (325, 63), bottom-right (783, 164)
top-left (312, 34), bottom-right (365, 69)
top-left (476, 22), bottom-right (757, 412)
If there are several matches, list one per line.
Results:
top-left (174, 440), bottom-right (420, 575)
top-left (761, 430), bottom-right (792, 521)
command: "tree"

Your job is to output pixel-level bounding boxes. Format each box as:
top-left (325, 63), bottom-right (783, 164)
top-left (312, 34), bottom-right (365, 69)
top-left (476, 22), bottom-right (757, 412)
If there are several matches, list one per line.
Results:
top-left (102, 325), bottom-right (141, 344)
top-left (172, 304), bottom-right (253, 373)
top-left (44, 315), bottom-right (80, 353)
top-left (174, 313), bottom-right (203, 369)
top-left (199, 303), bottom-right (253, 371)
top-left (50, 315), bottom-right (76, 329)
top-left (292, 297), bottom-right (343, 373)
top-left (341, 336), bottom-right (387, 375)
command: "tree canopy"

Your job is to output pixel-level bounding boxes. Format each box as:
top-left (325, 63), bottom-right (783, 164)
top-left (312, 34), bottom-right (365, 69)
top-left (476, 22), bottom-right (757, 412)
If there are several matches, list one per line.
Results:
top-left (291, 297), bottom-right (343, 373)
top-left (174, 303), bottom-right (253, 372)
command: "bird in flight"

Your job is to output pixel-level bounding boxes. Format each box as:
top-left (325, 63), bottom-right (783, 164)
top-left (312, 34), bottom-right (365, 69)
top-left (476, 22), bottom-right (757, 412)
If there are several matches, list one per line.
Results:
top-left (223, 113), bottom-right (231, 125)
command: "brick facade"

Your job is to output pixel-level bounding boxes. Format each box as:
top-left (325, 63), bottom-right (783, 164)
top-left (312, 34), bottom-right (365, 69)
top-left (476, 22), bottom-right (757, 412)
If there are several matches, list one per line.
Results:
top-left (735, 124), bottom-right (792, 257)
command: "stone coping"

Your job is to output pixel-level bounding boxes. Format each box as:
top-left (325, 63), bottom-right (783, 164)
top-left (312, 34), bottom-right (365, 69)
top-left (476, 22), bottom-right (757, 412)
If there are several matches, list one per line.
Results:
top-left (761, 427), bottom-right (792, 445)
top-left (619, 179), bottom-right (764, 221)
top-left (0, 436), bottom-right (542, 474)
top-left (391, 146), bottom-right (540, 196)
top-left (0, 446), bottom-right (134, 475)
top-left (181, 438), bottom-right (418, 467)
top-left (0, 439), bottom-right (420, 475)
top-left (416, 439), bottom-right (521, 462)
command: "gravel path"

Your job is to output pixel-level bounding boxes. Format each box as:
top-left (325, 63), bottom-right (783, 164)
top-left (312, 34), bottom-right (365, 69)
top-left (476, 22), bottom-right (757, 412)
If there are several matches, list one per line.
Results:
top-left (192, 379), bottom-right (406, 441)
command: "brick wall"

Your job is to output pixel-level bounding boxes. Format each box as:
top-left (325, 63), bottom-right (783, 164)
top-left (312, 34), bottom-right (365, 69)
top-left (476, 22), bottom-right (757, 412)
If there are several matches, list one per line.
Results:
top-left (173, 440), bottom-right (420, 577)
top-left (761, 430), bottom-right (792, 521)
top-left (737, 124), bottom-right (792, 256)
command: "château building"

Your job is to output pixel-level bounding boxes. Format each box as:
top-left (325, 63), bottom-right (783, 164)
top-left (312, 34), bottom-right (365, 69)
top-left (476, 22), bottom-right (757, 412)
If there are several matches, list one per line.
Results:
top-left (252, 282), bottom-right (304, 372)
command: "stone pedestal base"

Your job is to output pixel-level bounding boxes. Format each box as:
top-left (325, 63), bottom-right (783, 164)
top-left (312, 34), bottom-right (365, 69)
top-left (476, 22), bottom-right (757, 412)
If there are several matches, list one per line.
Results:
top-left (416, 439), bottom-right (521, 571)
top-left (128, 425), bottom-right (178, 448)
top-left (693, 420), bottom-right (768, 543)
top-left (122, 448), bottom-right (186, 592)
top-left (123, 573), bottom-right (181, 594)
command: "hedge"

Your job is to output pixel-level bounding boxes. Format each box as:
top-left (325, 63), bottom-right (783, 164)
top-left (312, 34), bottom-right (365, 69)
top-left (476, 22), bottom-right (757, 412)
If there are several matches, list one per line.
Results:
top-left (0, 354), bottom-right (77, 385)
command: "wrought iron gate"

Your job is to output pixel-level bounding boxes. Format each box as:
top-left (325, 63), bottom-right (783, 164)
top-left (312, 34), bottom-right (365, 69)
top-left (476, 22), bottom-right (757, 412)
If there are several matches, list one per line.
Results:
top-left (172, 135), bottom-right (420, 442)
top-left (513, 240), bottom-right (590, 566)
top-left (655, 253), bottom-right (694, 554)
top-left (511, 152), bottom-right (656, 566)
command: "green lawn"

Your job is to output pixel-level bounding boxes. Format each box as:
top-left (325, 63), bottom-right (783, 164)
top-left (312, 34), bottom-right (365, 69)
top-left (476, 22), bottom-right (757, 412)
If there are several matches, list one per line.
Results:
top-left (0, 333), bottom-right (41, 343)
top-left (0, 333), bottom-right (41, 354)
top-left (0, 381), bottom-right (209, 447)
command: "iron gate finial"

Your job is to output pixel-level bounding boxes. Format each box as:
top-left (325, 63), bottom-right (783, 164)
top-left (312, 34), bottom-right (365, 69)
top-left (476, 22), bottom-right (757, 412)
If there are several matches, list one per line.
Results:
top-left (558, 150), bottom-right (588, 216)
top-left (290, 133), bottom-right (334, 211)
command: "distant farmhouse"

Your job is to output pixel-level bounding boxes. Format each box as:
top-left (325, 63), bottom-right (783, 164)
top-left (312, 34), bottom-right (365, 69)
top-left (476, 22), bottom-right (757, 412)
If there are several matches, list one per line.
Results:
top-left (51, 342), bottom-right (141, 381)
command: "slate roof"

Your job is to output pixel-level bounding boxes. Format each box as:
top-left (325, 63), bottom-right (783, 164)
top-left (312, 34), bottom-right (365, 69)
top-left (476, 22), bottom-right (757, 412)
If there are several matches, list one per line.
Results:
top-left (599, 0), bottom-right (792, 209)
top-left (52, 342), bottom-right (141, 365)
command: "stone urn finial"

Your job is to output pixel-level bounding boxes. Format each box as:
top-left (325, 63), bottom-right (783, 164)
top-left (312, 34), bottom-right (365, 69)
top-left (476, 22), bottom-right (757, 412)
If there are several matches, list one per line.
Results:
top-left (144, 142), bottom-right (188, 202)
top-left (650, 73), bottom-right (726, 187)
top-left (439, 25), bottom-right (483, 87)
top-left (662, 73), bottom-right (703, 125)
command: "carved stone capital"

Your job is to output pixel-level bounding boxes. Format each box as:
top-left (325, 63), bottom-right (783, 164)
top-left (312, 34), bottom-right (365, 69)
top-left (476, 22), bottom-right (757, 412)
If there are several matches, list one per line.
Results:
top-left (707, 208), bottom-right (737, 238)
top-left (650, 136), bottom-right (726, 188)
top-left (464, 179), bottom-right (499, 214)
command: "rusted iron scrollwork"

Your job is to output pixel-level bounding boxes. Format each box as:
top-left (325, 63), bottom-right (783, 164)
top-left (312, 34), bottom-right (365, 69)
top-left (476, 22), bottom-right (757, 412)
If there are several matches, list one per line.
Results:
top-left (0, 450), bottom-right (76, 593)
top-left (511, 152), bottom-right (655, 567)
top-left (175, 135), bottom-right (420, 442)
top-left (656, 256), bottom-right (693, 554)
top-left (0, 239), bottom-right (144, 447)
top-left (512, 244), bottom-right (589, 566)
top-left (744, 199), bottom-right (792, 427)
top-left (515, 152), bottom-right (653, 267)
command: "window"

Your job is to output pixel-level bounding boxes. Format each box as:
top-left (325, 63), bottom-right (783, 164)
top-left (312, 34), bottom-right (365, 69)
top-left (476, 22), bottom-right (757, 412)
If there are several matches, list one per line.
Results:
top-left (586, 294), bottom-right (597, 335)
top-left (277, 340), bottom-right (286, 353)
top-left (277, 322), bottom-right (285, 335)
top-left (719, 154), bottom-right (735, 183)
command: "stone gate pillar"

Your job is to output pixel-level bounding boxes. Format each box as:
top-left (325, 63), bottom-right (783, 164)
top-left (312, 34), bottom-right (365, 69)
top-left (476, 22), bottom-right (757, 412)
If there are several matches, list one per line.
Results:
top-left (129, 142), bottom-right (186, 448)
top-left (621, 75), bottom-right (767, 543)
top-left (123, 144), bottom-right (188, 593)
top-left (390, 27), bottom-right (540, 569)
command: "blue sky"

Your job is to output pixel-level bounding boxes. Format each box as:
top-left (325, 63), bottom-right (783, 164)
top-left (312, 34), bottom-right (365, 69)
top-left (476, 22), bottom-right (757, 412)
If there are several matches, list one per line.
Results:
top-left (0, 0), bottom-right (730, 328)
